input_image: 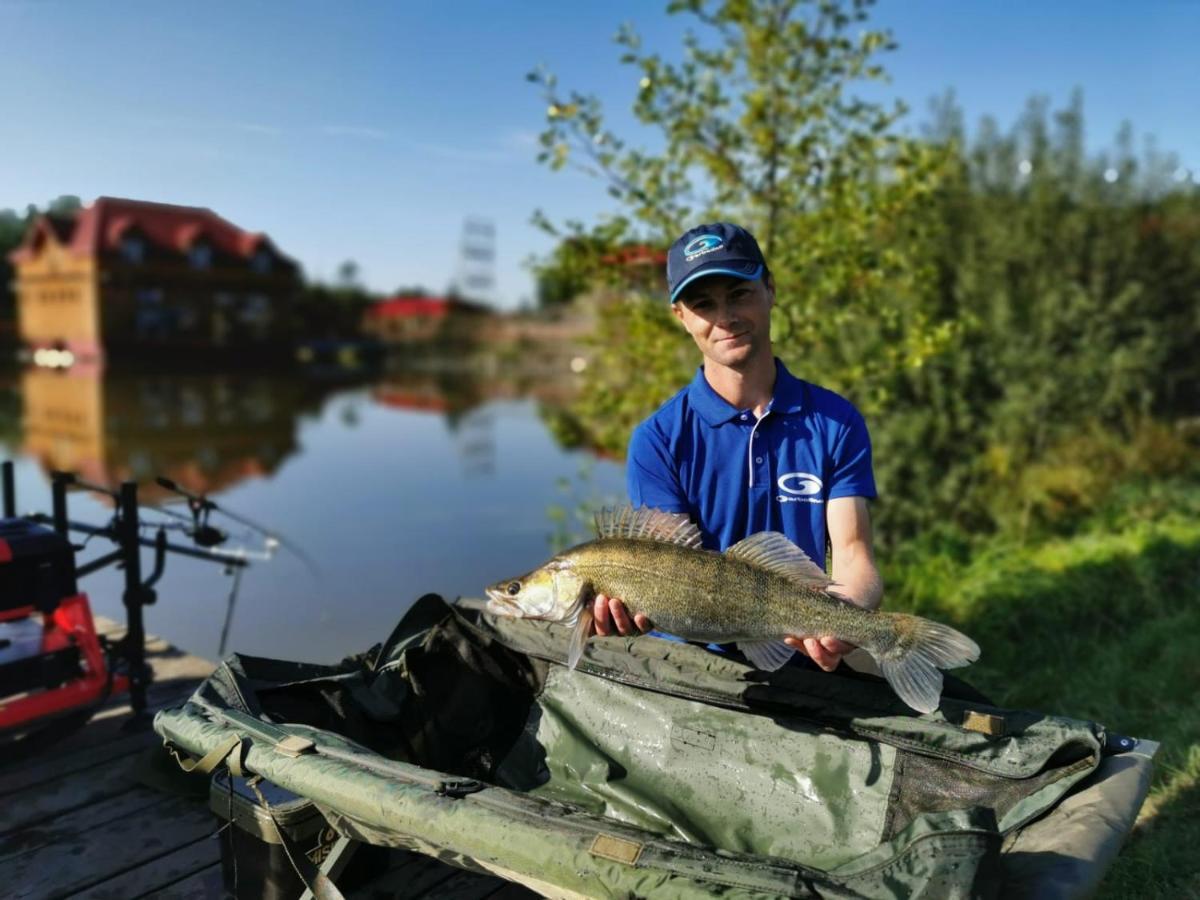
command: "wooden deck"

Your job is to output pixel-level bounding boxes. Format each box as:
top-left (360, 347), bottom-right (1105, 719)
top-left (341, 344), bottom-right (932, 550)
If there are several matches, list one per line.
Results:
top-left (0, 619), bottom-right (535, 899)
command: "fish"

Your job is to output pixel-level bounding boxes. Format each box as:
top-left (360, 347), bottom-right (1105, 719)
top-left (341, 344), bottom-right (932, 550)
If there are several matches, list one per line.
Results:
top-left (485, 506), bottom-right (979, 715)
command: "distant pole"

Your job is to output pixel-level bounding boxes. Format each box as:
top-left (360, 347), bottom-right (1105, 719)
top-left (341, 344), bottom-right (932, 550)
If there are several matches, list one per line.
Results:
top-left (2, 461), bottom-right (14, 518)
top-left (454, 217), bottom-right (497, 305)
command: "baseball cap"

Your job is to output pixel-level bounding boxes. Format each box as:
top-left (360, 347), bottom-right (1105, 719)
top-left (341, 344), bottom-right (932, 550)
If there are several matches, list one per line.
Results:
top-left (666, 222), bottom-right (766, 303)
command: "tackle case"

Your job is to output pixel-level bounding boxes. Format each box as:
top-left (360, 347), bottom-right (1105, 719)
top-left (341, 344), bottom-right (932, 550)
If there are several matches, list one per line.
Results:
top-left (209, 770), bottom-right (390, 899)
top-left (0, 517), bottom-right (78, 614)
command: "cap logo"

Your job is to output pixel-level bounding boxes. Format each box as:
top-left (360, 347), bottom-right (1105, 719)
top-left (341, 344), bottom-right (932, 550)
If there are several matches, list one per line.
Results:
top-left (683, 234), bottom-right (724, 261)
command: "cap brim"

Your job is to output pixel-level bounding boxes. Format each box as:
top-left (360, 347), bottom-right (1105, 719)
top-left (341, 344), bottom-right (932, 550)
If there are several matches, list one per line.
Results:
top-left (670, 262), bottom-right (763, 302)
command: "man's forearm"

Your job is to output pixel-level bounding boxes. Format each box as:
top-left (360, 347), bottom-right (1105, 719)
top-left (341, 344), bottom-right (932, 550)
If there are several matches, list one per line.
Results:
top-left (832, 549), bottom-right (883, 611)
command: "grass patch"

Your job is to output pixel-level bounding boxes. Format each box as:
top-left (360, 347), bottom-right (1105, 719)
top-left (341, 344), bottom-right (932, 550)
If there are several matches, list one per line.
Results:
top-left (884, 476), bottom-right (1200, 898)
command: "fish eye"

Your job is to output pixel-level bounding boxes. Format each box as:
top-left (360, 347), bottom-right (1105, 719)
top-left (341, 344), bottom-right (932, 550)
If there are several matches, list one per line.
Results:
top-left (506, 581), bottom-right (521, 596)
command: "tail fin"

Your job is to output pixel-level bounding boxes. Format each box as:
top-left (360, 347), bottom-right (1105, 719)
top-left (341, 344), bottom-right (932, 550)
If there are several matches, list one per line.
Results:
top-left (872, 614), bottom-right (980, 714)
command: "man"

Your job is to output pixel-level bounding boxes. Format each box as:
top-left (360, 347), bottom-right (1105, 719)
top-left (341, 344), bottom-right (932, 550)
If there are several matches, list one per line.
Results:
top-left (593, 222), bottom-right (883, 673)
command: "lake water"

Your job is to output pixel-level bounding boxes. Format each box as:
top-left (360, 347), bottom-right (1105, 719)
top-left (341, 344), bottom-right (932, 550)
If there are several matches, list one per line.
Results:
top-left (0, 365), bottom-right (626, 664)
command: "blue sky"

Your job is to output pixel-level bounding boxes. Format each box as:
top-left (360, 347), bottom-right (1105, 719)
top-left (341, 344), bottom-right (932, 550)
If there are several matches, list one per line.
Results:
top-left (1, 1), bottom-right (1194, 308)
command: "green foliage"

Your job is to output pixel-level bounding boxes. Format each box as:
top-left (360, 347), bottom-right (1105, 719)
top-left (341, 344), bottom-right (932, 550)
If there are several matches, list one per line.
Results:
top-left (882, 477), bottom-right (1200, 898)
top-left (293, 281), bottom-right (374, 340)
top-left (533, 230), bottom-right (620, 308)
top-left (867, 93), bottom-right (1200, 544)
top-left (529, 0), bottom-right (950, 449)
top-left (529, 4), bottom-right (1200, 547)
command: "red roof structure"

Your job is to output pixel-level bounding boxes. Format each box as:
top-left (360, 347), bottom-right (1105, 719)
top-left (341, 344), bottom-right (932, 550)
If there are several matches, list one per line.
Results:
top-left (8, 196), bottom-right (291, 266)
top-left (601, 243), bottom-right (667, 267)
top-left (365, 296), bottom-right (488, 319)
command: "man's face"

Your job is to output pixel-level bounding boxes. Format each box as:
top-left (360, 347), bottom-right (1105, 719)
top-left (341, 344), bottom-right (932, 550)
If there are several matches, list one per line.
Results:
top-left (672, 274), bottom-right (774, 371)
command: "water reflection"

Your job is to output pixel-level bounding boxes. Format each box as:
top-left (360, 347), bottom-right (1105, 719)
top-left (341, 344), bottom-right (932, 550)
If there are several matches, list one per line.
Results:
top-left (13, 367), bottom-right (327, 504)
top-left (372, 367), bottom-right (579, 423)
top-left (0, 364), bottom-right (625, 664)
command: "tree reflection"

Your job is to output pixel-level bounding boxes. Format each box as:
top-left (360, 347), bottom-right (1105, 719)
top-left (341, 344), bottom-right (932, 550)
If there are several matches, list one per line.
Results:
top-left (11, 368), bottom-right (344, 503)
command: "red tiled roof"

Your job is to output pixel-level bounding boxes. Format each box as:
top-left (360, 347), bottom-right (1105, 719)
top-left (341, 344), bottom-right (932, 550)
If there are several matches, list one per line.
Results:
top-left (366, 296), bottom-right (487, 318)
top-left (602, 243), bottom-right (667, 267)
top-left (8, 196), bottom-right (291, 266)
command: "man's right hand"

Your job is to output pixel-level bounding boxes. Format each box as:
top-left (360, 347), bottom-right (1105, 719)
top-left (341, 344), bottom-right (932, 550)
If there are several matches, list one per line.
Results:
top-left (592, 594), bottom-right (653, 636)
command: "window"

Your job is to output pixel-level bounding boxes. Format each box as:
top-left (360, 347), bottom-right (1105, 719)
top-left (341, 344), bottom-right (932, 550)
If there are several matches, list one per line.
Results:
top-left (240, 294), bottom-right (271, 324)
top-left (189, 243), bottom-right (212, 270)
top-left (121, 235), bottom-right (145, 264)
top-left (251, 249), bottom-right (272, 274)
top-left (134, 288), bottom-right (168, 338)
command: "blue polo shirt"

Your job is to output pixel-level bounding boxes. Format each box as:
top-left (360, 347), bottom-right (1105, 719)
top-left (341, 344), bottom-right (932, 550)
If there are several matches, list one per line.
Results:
top-left (627, 359), bottom-right (876, 565)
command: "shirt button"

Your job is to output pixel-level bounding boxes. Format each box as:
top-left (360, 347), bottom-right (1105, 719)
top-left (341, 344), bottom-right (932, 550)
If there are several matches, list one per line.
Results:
top-left (740, 414), bottom-right (748, 421)
top-left (755, 457), bottom-right (763, 464)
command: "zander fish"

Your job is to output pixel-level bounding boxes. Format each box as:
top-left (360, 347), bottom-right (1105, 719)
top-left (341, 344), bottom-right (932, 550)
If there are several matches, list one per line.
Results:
top-left (485, 506), bottom-right (979, 714)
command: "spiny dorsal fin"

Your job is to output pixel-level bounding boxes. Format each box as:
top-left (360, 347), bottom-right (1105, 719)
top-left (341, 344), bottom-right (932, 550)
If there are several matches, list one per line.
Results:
top-left (594, 505), bottom-right (703, 549)
top-left (724, 532), bottom-right (831, 586)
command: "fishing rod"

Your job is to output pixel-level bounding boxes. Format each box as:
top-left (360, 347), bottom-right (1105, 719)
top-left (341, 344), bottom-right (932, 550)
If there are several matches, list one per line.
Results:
top-left (154, 476), bottom-right (320, 576)
top-left (4, 468), bottom-right (256, 718)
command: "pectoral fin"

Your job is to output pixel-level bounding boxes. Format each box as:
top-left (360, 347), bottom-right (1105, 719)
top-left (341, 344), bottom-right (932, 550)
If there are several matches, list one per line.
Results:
top-left (567, 602), bottom-right (595, 670)
top-left (738, 640), bottom-right (795, 672)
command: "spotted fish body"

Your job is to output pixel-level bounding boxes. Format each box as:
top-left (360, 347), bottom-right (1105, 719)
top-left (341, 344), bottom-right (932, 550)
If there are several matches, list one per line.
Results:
top-left (486, 507), bottom-right (980, 714)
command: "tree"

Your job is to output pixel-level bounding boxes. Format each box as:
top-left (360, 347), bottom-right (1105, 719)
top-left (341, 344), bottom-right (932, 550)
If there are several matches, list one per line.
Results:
top-left (46, 194), bottom-right (82, 216)
top-left (529, 0), bottom-right (950, 453)
top-left (529, 3), bottom-right (1200, 547)
top-left (336, 259), bottom-right (361, 289)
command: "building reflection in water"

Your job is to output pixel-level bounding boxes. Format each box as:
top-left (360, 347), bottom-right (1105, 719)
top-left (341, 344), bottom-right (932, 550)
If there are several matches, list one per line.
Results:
top-left (1, 362), bottom-right (600, 506)
top-left (16, 367), bottom-right (328, 503)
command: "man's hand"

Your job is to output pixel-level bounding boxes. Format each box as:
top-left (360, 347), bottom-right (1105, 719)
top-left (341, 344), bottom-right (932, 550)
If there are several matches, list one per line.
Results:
top-left (784, 635), bottom-right (855, 672)
top-left (592, 594), bottom-right (653, 636)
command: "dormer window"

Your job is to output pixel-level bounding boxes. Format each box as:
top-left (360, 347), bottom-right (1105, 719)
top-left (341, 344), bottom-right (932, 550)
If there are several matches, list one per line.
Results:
top-left (251, 249), bottom-right (272, 274)
top-left (121, 235), bottom-right (145, 264)
top-left (189, 242), bottom-right (212, 270)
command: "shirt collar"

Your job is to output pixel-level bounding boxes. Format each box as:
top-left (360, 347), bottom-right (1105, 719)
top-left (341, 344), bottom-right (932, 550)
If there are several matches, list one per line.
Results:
top-left (687, 358), bottom-right (806, 427)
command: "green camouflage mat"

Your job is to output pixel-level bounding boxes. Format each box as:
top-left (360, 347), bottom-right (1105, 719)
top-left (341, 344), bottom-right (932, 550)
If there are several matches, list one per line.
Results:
top-left (154, 594), bottom-right (1156, 899)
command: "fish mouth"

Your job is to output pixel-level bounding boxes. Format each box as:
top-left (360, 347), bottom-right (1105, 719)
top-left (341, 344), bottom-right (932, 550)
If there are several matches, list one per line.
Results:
top-left (485, 588), bottom-right (519, 613)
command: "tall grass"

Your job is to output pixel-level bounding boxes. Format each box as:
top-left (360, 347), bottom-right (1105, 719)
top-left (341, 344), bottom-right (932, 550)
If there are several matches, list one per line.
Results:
top-left (885, 475), bottom-right (1200, 897)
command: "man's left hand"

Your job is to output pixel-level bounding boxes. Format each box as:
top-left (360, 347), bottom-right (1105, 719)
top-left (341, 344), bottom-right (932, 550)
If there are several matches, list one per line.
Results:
top-left (784, 635), bottom-right (855, 672)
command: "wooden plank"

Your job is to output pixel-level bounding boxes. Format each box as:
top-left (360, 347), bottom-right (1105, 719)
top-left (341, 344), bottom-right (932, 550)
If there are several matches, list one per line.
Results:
top-left (0, 785), bottom-right (167, 864)
top-left (420, 869), bottom-right (527, 900)
top-left (67, 835), bottom-right (220, 900)
top-left (0, 731), bottom-right (153, 797)
top-left (0, 747), bottom-right (148, 833)
top-left (347, 851), bottom-right (464, 900)
top-left (396, 860), bottom-right (509, 900)
top-left (484, 884), bottom-right (541, 899)
top-left (0, 787), bottom-right (174, 864)
top-left (6, 792), bottom-right (216, 899)
top-left (0, 671), bottom-right (201, 769)
top-left (133, 863), bottom-right (223, 900)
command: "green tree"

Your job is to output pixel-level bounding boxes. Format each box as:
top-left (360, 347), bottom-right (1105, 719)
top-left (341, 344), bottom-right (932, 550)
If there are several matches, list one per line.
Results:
top-left (865, 91), bottom-right (1200, 543)
top-left (530, 0), bottom-right (950, 453)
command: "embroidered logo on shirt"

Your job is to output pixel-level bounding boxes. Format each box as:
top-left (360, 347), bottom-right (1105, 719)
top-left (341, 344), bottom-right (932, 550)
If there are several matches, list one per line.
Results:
top-left (777, 472), bottom-right (823, 504)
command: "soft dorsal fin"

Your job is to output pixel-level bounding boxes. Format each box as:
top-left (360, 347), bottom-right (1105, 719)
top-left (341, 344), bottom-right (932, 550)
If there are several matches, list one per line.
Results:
top-left (594, 505), bottom-right (703, 549)
top-left (724, 532), bottom-right (831, 586)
